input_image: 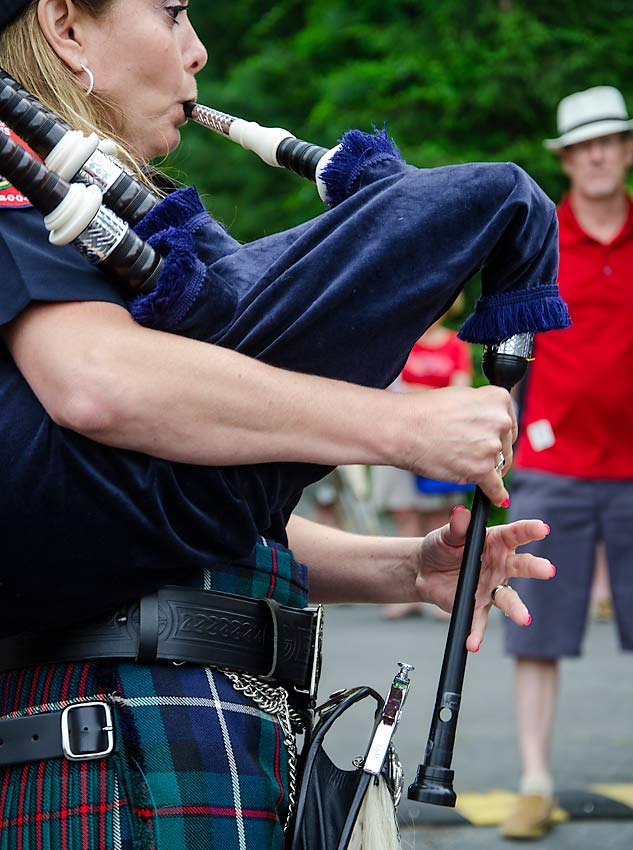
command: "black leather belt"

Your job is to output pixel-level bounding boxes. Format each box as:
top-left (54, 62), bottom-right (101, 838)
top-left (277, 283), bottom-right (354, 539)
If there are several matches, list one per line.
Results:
top-left (0, 702), bottom-right (116, 767)
top-left (0, 587), bottom-right (324, 699)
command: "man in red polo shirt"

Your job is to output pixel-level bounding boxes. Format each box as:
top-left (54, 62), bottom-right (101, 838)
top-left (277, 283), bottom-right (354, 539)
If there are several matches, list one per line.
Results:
top-left (500, 86), bottom-right (633, 840)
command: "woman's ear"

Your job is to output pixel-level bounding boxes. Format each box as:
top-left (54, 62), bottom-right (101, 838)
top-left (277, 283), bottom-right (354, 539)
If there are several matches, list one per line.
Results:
top-left (37, 0), bottom-right (86, 71)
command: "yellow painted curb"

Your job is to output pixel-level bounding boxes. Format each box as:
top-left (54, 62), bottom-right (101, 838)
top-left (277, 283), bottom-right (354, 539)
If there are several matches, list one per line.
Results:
top-left (454, 790), bottom-right (569, 827)
top-left (590, 784), bottom-right (633, 809)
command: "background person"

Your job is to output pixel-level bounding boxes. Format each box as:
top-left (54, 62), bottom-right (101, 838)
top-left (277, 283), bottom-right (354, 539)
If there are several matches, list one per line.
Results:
top-left (501, 85), bottom-right (633, 841)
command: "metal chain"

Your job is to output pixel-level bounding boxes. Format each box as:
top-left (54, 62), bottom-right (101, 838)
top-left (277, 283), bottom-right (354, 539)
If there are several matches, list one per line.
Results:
top-left (221, 669), bottom-right (307, 831)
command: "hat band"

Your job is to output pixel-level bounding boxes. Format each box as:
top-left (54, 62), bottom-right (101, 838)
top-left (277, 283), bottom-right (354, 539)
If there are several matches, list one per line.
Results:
top-left (562, 114), bottom-right (629, 134)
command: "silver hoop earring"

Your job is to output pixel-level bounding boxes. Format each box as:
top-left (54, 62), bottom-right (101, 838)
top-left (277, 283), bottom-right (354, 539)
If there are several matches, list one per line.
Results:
top-left (80, 64), bottom-right (95, 97)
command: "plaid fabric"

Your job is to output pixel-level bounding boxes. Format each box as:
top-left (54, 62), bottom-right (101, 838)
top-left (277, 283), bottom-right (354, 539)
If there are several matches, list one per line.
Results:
top-left (0, 542), bottom-right (308, 849)
top-left (0, 662), bottom-right (128, 850)
top-left (114, 662), bottom-right (291, 849)
top-left (199, 538), bottom-right (308, 608)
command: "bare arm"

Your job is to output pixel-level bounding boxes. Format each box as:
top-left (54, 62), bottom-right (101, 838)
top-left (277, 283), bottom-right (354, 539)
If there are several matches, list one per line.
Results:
top-left (287, 511), bottom-right (554, 652)
top-left (2, 300), bottom-right (515, 504)
top-left (286, 513), bottom-right (421, 604)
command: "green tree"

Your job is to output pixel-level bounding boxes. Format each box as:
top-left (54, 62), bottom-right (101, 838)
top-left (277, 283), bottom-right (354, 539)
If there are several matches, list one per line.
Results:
top-left (177, 0), bottom-right (633, 241)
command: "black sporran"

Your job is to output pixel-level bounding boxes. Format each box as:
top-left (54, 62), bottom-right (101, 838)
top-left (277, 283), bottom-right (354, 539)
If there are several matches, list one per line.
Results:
top-left (288, 686), bottom-right (402, 850)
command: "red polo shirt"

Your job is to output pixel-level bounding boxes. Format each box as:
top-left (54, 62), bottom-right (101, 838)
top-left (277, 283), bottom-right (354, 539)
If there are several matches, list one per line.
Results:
top-left (515, 193), bottom-right (633, 479)
top-left (401, 330), bottom-right (472, 389)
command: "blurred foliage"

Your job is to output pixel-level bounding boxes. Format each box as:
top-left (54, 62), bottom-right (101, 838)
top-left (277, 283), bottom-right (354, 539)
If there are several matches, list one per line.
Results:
top-left (175, 0), bottom-right (633, 246)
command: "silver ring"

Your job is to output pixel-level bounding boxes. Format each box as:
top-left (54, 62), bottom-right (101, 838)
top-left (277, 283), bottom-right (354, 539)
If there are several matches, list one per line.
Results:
top-left (495, 451), bottom-right (505, 475)
top-left (491, 583), bottom-right (510, 604)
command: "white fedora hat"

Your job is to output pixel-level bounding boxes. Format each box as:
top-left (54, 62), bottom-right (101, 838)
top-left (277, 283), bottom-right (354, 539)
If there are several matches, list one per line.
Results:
top-left (544, 86), bottom-right (633, 150)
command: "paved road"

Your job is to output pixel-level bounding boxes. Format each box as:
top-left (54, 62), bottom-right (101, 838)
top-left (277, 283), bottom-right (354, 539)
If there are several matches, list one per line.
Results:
top-left (316, 600), bottom-right (633, 850)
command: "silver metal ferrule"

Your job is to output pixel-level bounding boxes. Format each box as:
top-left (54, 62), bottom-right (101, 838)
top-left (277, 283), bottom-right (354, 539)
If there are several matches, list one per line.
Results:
top-left (78, 149), bottom-right (125, 194)
top-left (398, 662), bottom-right (415, 682)
top-left (189, 104), bottom-right (236, 138)
top-left (74, 204), bottom-right (128, 264)
top-left (485, 332), bottom-right (535, 360)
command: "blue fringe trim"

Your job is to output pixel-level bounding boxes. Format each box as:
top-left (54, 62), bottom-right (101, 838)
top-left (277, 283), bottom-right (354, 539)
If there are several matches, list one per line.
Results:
top-left (458, 283), bottom-right (572, 344)
top-left (129, 227), bottom-right (205, 330)
top-left (320, 126), bottom-right (402, 206)
top-left (135, 186), bottom-right (205, 239)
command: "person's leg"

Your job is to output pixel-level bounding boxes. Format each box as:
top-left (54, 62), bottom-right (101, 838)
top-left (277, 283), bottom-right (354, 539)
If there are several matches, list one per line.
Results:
top-left (419, 507), bottom-right (452, 535)
top-left (499, 659), bottom-right (558, 839)
top-left (393, 508), bottom-right (425, 538)
top-left (501, 657), bottom-right (559, 839)
top-left (590, 541), bottom-right (613, 621)
top-left (514, 657), bottom-right (559, 787)
top-left (501, 472), bottom-right (596, 839)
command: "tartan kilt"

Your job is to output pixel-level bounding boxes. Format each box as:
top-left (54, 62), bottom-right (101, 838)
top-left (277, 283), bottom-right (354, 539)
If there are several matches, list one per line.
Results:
top-left (0, 541), bottom-right (308, 850)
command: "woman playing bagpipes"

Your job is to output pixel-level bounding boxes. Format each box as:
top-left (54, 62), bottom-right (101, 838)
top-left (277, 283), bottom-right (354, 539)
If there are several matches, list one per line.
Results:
top-left (0, 1), bottom-right (567, 848)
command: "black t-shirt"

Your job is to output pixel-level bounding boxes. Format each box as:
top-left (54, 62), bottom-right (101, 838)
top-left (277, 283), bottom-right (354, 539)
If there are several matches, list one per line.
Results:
top-left (0, 207), bottom-right (296, 636)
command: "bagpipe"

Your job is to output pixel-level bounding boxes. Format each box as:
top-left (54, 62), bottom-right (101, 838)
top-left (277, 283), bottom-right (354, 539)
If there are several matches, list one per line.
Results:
top-left (0, 68), bottom-right (570, 848)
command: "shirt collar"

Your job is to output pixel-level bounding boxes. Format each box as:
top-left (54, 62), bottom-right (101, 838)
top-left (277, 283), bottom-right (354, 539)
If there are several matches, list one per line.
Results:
top-left (558, 192), bottom-right (633, 247)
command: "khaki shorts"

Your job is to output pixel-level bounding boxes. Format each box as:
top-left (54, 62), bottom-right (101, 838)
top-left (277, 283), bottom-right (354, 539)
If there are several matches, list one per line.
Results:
top-left (371, 466), bottom-right (457, 512)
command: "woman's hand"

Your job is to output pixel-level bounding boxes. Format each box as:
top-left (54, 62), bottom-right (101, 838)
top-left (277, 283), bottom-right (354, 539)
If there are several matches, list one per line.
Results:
top-left (416, 506), bottom-right (555, 652)
top-left (396, 385), bottom-right (517, 507)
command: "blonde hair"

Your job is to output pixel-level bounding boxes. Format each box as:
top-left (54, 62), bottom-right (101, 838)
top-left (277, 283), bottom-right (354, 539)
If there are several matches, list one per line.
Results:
top-left (0, 1), bottom-right (158, 187)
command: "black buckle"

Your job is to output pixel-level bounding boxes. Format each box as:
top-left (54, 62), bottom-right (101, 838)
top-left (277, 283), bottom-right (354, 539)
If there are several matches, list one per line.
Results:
top-left (61, 702), bottom-right (115, 761)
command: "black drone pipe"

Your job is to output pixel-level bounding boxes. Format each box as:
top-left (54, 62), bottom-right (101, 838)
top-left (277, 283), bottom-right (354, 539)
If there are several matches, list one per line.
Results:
top-left (0, 128), bottom-right (162, 294)
top-left (0, 68), bottom-right (159, 225)
top-left (407, 334), bottom-right (534, 807)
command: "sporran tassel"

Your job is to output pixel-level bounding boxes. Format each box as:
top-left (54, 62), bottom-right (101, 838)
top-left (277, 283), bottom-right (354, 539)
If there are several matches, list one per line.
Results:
top-left (348, 775), bottom-right (401, 850)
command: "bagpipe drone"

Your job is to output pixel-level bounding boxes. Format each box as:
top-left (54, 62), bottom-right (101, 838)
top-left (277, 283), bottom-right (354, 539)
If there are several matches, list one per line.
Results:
top-left (0, 68), bottom-right (570, 848)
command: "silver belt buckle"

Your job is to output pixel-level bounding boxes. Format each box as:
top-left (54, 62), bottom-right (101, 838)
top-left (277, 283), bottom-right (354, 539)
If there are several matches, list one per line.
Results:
top-left (307, 604), bottom-right (325, 705)
top-left (61, 701), bottom-right (115, 761)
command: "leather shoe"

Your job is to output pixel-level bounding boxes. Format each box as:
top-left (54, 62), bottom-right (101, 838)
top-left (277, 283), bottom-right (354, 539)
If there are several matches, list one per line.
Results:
top-left (500, 793), bottom-right (555, 840)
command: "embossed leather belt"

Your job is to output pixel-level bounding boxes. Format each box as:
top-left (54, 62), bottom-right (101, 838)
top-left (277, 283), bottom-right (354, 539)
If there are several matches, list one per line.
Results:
top-left (0, 587), bottom-right (324, 700)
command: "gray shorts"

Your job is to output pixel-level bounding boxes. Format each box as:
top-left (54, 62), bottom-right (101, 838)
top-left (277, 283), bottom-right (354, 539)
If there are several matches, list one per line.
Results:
top-left (505, 470), bottom-right (633, 659)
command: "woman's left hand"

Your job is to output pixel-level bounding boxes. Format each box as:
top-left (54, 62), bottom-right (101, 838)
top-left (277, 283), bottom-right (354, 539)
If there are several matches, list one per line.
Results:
top-left (416, 506), bottom-right (554, 653)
